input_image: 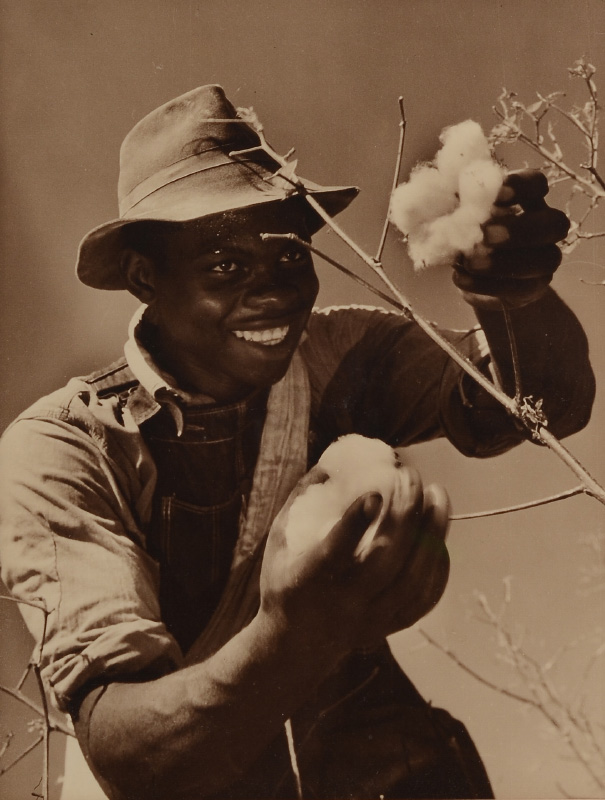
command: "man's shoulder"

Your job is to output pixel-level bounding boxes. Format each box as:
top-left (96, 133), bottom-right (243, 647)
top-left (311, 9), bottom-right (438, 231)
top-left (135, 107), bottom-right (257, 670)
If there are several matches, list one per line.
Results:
top-left (304, 304), bottom-right (411, 356)
top-left (4, 357), bottom-right (141, 446)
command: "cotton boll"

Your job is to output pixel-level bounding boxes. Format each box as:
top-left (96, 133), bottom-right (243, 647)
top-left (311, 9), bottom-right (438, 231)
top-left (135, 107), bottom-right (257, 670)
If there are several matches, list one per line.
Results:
top-left (389, 165), bottom-right (457, 234)
top-left (407, 221), bottom-right (456, 268)
top-left (435, 120), bottom-right (493, 182)
top-left (389, 119), bottom-right (505, 269)
top-left (284, 434), bottom-right (401, 558)
top-left (458, 160), bottom-right (506, 215)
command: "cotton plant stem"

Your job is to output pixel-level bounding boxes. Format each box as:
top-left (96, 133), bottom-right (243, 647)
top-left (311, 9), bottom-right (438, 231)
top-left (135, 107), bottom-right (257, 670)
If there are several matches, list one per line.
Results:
top-left (419, 629), bottom-right (605, 791)
top-left (261, 233), bottom-right (403, 311)
top-left (375, 96), bottom-right (406, 262)
top-left (450, 486), bottom-right (586, 520)
top-left (0, 684), bottom-right (46, 718)
top-left (537, 427), bottom-right (605, 502)
top-left (35, 608), bottom-right (51, 800)
top-left (0, 594), bottom-right (73, 800)
top-left (36, 669), bottom-right (49, 800)
top-left (0, 735), bottom-right (44, 778)
top-left (501, 305), bottom-right (523, 403)
top-left (494, 109), bottom-right (605, 199)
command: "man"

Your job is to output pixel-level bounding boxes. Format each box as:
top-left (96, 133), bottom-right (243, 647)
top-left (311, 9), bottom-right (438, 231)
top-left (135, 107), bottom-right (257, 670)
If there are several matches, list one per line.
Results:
top-left (0, 85), bottom-right (595, 799)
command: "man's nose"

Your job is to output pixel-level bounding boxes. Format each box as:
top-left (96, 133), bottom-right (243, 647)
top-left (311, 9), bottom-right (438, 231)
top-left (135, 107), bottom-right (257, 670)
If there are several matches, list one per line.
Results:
top-left (244, 264), bottom-right (298, 311)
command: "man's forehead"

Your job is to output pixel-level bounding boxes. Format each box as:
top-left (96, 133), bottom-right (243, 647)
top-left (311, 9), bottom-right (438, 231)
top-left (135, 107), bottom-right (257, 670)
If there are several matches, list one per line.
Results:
top-left (168, 201), bottom-right (311, 247)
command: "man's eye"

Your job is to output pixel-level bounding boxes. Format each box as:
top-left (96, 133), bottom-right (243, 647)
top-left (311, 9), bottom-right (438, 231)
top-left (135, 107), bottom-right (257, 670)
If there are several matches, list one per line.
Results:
top-left (279, 248), bottom-right (308, 265)
top-left (211, 261), bottom-right (239, 274)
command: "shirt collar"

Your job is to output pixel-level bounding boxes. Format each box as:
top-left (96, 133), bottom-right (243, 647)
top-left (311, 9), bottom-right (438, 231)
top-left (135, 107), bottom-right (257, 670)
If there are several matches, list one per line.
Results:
top-left (124, 305), bottom-right (216, 434)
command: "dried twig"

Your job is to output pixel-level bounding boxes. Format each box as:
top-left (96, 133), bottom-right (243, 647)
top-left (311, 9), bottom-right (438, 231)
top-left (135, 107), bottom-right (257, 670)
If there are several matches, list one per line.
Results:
top-left (420, 603), bottom-right (605, 794)
top-left (374, 96), bottom-right (406, 262)
top-left (0, 596), bottom-right (74, 800)
top-left (490, 59), bottom-right (605, 252)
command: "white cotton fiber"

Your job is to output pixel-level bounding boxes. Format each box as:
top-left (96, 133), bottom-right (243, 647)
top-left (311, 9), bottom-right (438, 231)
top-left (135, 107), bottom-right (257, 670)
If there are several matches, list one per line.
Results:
top-left (284, 434), bottom-right (401, 558)
top-left (389, 120), bottom-right (506, 269)
top-left (434, 120), bottom-right (493, 182)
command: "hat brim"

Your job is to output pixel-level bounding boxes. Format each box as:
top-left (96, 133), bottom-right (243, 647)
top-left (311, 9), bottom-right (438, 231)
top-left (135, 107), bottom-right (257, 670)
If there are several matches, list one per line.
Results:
top-left (76, 174), bottom-right (359, 290)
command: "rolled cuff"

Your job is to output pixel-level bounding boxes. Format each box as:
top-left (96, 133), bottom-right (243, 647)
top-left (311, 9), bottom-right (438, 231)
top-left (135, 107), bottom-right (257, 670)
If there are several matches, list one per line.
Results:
top-left (44, 619), bottom-right (183, 712)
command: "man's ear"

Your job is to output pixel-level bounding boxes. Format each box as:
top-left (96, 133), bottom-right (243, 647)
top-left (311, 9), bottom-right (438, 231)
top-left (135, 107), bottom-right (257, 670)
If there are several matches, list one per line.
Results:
top-left (120, 249), bottom-right (158, 304)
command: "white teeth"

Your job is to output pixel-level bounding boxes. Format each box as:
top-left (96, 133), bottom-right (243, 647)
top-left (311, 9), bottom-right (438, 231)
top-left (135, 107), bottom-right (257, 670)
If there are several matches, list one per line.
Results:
top-left (233, 326), bottom-right (289, 346)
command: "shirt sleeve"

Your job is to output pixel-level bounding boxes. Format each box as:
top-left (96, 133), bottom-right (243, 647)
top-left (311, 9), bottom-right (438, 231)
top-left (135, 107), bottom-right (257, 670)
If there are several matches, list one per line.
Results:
top-left (302, 306), bottom-right (523, 457)
top-left (0, 413), bottom-right (183, 712)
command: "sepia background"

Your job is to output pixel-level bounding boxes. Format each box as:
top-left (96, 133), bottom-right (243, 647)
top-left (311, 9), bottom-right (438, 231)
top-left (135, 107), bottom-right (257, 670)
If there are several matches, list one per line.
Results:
top-left (1, 1), bottom-right (604, 797)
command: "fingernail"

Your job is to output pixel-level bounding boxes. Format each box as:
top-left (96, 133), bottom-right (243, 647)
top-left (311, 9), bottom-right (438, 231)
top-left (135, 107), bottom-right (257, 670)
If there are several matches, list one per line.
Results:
top-left (496, 185), bottom-right (516, 204)
top-left (484, 224), bottom-right (510, 245)
top-left (363, 493), bottom-right (383, 520)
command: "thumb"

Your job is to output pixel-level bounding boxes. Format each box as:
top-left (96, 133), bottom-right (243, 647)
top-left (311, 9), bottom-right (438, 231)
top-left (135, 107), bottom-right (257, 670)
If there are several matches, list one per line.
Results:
top-left (319, 492), bottom-right (383, 562)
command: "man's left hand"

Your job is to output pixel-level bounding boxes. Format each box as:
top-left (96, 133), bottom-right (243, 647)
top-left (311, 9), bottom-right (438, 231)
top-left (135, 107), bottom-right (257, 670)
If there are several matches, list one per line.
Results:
top-left (453, 169), bottom-right (570, 309)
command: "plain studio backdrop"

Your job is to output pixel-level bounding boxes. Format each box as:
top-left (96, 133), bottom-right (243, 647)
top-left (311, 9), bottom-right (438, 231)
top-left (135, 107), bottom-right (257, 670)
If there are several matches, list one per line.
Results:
top-left (1, 2), bottom-right (604, 798)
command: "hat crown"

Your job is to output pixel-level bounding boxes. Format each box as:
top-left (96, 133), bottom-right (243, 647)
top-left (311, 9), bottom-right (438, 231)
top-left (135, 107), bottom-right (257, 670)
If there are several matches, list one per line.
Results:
top-left (76, 85), bottom-right (358, 290)
top-left (117, 85), bottom-right (263, 203)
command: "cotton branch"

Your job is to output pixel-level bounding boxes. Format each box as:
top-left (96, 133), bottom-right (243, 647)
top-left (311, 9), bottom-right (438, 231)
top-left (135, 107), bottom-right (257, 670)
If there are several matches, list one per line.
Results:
top-left (420, 585), bottom-right (605, 794)
top-left (0, 596), bottom-right (73, 800)
top-left (490, 59), bottom-right (604, 252)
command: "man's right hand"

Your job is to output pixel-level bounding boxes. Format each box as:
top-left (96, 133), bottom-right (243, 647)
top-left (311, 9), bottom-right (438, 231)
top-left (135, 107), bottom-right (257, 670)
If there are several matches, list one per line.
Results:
top-left (259, 465), bottom-right (450, 655)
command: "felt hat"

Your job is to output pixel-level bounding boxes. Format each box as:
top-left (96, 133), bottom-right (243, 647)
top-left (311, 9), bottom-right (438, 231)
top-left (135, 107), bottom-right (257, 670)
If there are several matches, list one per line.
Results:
top-left (76, 85), bottom-right (359, 290)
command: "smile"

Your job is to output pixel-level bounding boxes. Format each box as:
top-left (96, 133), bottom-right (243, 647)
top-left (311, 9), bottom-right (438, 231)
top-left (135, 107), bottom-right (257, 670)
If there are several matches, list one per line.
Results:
top-left (232, 325), bottom-right (290, 346)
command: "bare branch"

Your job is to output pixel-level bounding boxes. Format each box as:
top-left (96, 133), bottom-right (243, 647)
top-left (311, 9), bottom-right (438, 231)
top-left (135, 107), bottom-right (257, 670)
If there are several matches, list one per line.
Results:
top-left (450, 486), bottom-right (586, 520)
top-left (375, 96), bottom-right (407, 262)
top-left (0, 735), bottom-right (44, 778)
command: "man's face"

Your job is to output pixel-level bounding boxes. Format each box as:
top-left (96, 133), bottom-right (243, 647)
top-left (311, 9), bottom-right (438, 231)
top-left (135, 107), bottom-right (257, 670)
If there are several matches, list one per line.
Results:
top-left (144, 203), bottom-right (319, 402)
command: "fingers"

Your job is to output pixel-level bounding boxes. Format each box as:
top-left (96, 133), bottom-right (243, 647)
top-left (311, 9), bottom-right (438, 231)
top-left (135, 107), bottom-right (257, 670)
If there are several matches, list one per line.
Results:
top-left (461, 242), bottom-right (562, 277)
top-left (319, 492), bottom-right (383, 562)
top-left (371, 483), bottom-right (450, 634)
top-left (453, 168), bottom-right (568, 309)
top-left (496, 169), bottom-right (549, 209)
top-left (421, 483), bottom-right (450, 539)
top-left (322, 467), bottom-right (427, 583)
top-left (453, 275), bottom-right (553, 308)
top-left (373, 467), bottom-right (424, 550)
top-left (483, 207), bottom-right (570, 248)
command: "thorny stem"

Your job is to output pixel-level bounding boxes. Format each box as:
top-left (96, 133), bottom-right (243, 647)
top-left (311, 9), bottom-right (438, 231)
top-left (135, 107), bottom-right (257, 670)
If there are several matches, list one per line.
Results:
top-left (474, 597), bottom-right (605, 789)
top-left (261, 234), bottom-right (403, 311)
top-left (0, 684), bottom-right (46, 720)
top-left (0, 733), bottom-right (13, 762)
top-left (0, 596), bottom-right (74, 800)
top-left (0, 735), bottom-right (44, 779)
top-left (35, 608), bottom-right (51, 800)
top-left (493, 108), bottom-right (603, 196)
top-left (501, 304), bottom-right (523, 404)
top-left (374, 97), bottom-right (406, 262)
top-left (450, 486), bottom-right (585, 520)
top-left (418, 629), bottom-right (545, 709)
top-left (419, 627), bottom-right (605, 791)
top-left (538, 427), bottom-right (605, 503)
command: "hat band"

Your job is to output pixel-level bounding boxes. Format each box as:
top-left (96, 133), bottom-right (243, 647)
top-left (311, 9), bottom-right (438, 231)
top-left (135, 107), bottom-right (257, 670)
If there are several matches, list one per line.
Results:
top-left (119, 151), bottom-right (279, 217)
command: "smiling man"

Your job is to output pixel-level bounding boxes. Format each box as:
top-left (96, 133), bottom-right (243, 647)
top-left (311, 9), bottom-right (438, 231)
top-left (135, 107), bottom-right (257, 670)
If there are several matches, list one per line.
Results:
top-left (0, 86), bottom-right (595, 800)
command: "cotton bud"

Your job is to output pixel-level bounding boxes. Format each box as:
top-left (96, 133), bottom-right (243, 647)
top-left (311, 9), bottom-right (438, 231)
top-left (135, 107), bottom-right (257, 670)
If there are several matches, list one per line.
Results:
top-left (389, 120), bottom-right (506, 269)
top-left (284, 434), bottom-right (403, 558)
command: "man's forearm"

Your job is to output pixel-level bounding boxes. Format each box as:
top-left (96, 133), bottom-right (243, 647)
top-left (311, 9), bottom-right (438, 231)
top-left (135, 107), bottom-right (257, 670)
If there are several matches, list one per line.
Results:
top-left (75, 610), bottom-right (343, 800)
top-left (473, 288), bottom-right (595, 438)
